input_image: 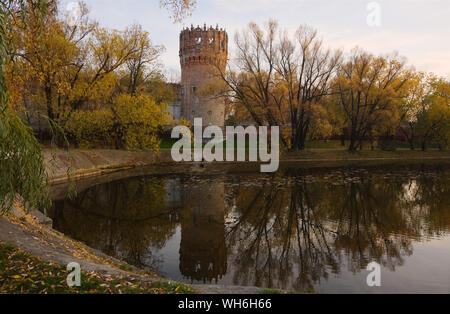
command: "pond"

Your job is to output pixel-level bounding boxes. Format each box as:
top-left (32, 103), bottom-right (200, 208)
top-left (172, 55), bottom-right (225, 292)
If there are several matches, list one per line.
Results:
top-left (48, 164), bottom-right (450, 293)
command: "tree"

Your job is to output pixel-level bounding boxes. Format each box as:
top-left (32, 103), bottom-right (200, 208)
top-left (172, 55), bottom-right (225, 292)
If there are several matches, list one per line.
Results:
top-left (334, 49), bottom-right (410, 152)
top-left (398, 71), bottom-right (427, 150)
top-left (120, 24), bottom-right (165, 96)
top-left (276, 25), bottom-right (342, 150)
top-left (160, 0), bottom-right (196, 22)
top-left (6, 0), bottom-right (97, 124)
top-left (215, 21), bottom-right (341, 150)
top-left (110, 94), bottom-right (169, 150)
top-left (415, 76), bottom-right (450, 150)
top-left (7, 2), bottom-right (172, 144)
top-left (217, 21), bottom-right (284, 128)
top-left (0, 0), bottom-right (54, 214)
top-left (398, 72), bottom-right (450, 151)
top-left (0, 0), bottom-right (195, 214)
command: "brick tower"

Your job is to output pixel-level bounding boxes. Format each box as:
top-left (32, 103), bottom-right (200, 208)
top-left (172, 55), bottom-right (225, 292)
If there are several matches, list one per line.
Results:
top-left (179, 24), bottom-right (228, 127)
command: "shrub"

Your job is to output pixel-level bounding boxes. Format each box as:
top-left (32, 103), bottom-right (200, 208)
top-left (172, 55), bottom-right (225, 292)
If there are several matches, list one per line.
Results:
top-left (65, 94), bottom-right (169, 151)
top-left (65, 109), bottom-right (114, 148)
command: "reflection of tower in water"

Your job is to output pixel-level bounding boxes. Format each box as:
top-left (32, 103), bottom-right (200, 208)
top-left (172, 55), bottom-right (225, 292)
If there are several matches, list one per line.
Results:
top-left (179, 179), bottom-right (227, 283)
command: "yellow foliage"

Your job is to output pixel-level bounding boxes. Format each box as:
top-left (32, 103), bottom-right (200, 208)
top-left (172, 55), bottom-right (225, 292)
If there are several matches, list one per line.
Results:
top-left (66, 95), bottom-right (170, 151)
top-left (65, 109), bottom-right (114, 148)
top-left (112, 94), bottom-right (169, 151)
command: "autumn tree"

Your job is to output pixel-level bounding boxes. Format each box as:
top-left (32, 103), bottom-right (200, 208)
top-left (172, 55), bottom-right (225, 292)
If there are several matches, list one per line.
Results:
top-left (217, 21), bottom-right (284, 128)
top-left (0, 0), bottom-right (54, 214)
top-left (120, 24), bottom-right (165, 97)
top-left (397, 71), bottom-right (427, 150)
top-left (276, 25), bottom-right (342, 150)
top-left (215, 21), bottom-right (341, 150)
top-left (160, 0), bottom-right (196, 22)
top-left (0, 0), bottom-right (195, 214)
top-left (415, 76), bottom-right (450, 150)
top-left (6, 1), bottom-right (97, 124)
top-left (334, 50), bottom-right (410, 152)
top-left (6, 1), bottom-right (174, 149)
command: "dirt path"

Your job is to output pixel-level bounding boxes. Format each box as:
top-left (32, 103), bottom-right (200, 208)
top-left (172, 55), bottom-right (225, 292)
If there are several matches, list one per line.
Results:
top-left (0, 209), bottom-right (140, 277)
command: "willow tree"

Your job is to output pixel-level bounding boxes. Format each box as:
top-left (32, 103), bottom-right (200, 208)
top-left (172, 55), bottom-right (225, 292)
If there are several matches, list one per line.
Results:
top-left (0, 0), bottom-right (53, 214)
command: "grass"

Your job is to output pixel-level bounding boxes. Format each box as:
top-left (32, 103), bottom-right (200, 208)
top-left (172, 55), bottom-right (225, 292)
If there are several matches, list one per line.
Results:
top-left (162, 137), bottom-right (444, 151)
top-left (304, 139), bottom-right (441, 150)
top-left (283, 148), bottom-right (450, 161)
top-left (0, 241), bottom-right (197, 294)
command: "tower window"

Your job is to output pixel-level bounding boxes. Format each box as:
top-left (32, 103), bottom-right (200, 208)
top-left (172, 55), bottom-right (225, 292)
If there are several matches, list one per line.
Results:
top-left (196, 37), bottom-right (202, 51)
top-left (192, 86), bottom-right (197, 93)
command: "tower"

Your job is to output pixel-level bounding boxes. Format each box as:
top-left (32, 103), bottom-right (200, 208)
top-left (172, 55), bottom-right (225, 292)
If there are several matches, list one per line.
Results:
top-left (179, 24), bottom-right (228, 127)
top-left (179, 178), bottom-right (227, 283)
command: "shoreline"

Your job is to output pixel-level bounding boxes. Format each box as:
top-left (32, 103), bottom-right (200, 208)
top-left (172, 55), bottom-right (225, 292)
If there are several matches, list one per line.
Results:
top-left (46, 148), bottom-right (450, 185)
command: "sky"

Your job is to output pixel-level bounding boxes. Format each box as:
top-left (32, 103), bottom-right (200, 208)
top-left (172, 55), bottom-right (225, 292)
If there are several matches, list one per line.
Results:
top-left (61, 0), bottom-right (450, 80)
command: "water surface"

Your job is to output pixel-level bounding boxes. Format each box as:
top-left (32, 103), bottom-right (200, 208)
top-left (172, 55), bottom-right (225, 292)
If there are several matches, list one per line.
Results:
top-left (49, 164), bottom-right (450, 293)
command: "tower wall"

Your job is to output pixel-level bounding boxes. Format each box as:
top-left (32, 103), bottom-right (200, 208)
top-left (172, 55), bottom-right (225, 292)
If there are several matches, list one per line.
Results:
top-left (179, 24), bottom-right (228, 127)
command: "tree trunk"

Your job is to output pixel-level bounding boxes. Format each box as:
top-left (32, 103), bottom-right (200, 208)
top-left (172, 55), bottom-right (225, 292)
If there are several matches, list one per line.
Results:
top-left (45, 85), bottom-right (55, 122)
top-left (348, 125), bottom-right (358, 153)
top-left (358, 139), bottom-right (364, 151)
top-left (349, 137), bottom-right (358, 153)
top-left (421, 141), bottom-right (427, 151)
top-left (341, 132), bottom-right (345, 147)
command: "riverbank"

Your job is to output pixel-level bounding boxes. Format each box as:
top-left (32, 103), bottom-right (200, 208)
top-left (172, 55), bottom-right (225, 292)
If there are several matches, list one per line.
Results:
top-left (0, 240), bottom-right (195, 294)
top-left (0, 203), bottom-right (199, 294)
top-left (0, 203), bottom-right (268, 294)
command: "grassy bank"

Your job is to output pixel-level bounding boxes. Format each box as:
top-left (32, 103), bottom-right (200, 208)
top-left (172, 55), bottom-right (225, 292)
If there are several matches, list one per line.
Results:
top-left (161, 138), bottom-right (449, 160)
top-left (161, 138), bottom-right (444, 151)
top-left (0, 241), bottom-right (196, 294)
top-left (282, 149), bottom-right (450, 161)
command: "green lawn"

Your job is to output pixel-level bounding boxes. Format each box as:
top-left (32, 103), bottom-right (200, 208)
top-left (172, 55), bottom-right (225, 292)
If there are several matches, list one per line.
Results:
top-left (162, 138), bottom-right (442, 151)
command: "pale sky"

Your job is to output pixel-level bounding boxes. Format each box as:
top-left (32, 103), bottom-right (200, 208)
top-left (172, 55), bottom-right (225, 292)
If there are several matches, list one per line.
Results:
top-left (61, 0), bottom-right (450, 80)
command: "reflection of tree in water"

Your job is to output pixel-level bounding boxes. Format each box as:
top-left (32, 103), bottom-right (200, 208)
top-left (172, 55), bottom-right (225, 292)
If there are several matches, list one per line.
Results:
top-left (48, 167), bottom-right (450, 291)
top-left (400, 172), bottom-right (450, 237)
top-left (49, 176), bottom-right (178, 269)
top-left (226, 169), bottom-right (450, 291)
top-left (226, 179), bottom-right (339, 291)
top-left (329, 179), bottom-right (415, 274)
